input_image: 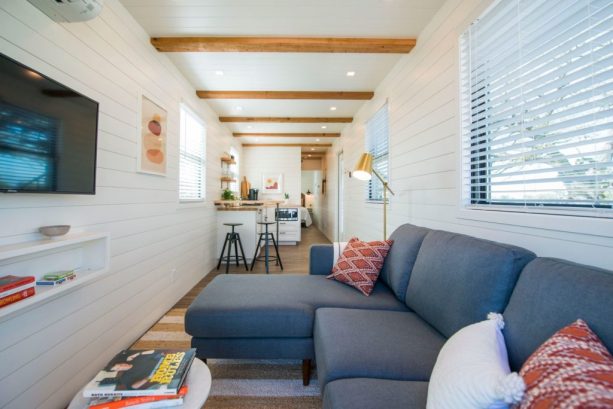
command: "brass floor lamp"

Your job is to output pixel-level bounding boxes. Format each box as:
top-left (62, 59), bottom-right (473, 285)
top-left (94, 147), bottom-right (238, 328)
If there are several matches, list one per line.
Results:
top-left (353, 153), bottom-right (395, 240)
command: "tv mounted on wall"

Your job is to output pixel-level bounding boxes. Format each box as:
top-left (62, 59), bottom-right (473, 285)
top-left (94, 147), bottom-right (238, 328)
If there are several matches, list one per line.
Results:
top-left (0, 52), bottom-right (99, 194)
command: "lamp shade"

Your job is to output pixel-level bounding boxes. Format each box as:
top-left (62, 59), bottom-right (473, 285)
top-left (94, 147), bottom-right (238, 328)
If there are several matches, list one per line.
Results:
top-left (353, 152), bottom-right (373, 180)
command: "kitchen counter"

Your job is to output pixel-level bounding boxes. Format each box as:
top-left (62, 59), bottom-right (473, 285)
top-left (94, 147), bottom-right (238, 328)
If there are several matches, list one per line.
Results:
top-left (216, 206), bottom-right (261, 211)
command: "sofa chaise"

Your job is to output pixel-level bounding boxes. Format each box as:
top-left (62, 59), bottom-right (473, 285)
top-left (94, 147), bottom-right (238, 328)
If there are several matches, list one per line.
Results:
top-left (185, 224), bottom-right (613, 408)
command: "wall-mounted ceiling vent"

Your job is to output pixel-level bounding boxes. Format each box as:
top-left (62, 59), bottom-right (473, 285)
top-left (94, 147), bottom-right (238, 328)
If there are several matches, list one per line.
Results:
top-left (27, 0), bottom-right (104, 22)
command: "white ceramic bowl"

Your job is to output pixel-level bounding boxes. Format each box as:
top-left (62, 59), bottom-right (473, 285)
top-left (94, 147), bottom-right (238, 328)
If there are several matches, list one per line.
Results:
top-left (39, 225), bottom-right (71, 238)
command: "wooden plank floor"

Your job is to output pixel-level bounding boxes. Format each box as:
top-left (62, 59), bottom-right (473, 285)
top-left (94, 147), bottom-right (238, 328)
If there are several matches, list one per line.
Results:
top-left (131, 225), bottom-right (331, 350)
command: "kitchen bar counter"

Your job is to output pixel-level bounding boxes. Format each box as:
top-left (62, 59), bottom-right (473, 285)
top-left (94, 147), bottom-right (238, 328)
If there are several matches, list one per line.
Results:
top-left (216, 207), bottom-right (260, 211)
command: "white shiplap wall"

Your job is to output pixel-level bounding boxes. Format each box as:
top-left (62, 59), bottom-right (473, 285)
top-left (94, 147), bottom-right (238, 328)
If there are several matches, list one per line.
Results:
top-left (242, 147), bottom-right (301, 203)
top-left (0, 1), bottom-right (240, 408)
top-left (326, 0), bottom-right (613, 269)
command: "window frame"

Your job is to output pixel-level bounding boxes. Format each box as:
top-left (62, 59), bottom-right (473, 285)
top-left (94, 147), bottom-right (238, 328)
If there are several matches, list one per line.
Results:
top-left (458, 0), bottom-right (613, 220)
top-left (178, 104), bottom-right (206, 204)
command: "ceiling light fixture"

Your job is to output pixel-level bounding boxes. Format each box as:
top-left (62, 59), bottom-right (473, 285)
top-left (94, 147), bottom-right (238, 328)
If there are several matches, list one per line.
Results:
top-left (247, 125), bottom-right (252, 129)
top-left (346, 71), bottom-right (356, 77)
top-left (255, 138), bottom-right (260, 142)
top-left (330, 106), bottom-right (337, 111)
top-left (215, 70), bottom-right (224, 76)
top-left (316, 138), bottom-right (320, 142)
top-left (311, 148), bottom-right (315, 151)
top-left (235, 106), bottom-right (243, 111)
top-left (321, 125), bottom-right (327, 129)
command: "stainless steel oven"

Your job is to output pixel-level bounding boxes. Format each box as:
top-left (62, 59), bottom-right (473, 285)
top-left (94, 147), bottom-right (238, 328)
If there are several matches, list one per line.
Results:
top-left (276, 207), bottom-right (299, 221)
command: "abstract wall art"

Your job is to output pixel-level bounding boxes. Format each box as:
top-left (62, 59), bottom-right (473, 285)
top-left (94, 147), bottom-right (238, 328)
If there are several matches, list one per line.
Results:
top-left (137, 94), bottom-right (167, 176)
top-left (262, 173), bottom-right (283, 194)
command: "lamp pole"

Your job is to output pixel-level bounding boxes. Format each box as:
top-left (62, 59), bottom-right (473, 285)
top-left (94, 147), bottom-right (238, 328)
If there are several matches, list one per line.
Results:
top-left (372, 169), bottom-right (395, 240)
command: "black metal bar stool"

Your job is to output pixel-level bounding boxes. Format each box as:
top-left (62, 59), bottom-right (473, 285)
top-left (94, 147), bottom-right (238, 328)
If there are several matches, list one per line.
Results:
top-left (250, 221), bottom-right (283, 274)
top-left (217, 223), bottom-right (249, 274)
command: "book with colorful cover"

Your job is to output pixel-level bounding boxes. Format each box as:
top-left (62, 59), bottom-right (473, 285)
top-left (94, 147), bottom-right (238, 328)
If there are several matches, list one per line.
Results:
top-left (36, 272), bottom-right (76, 286)
top-left (83, 349), bottom-right (196, 398)
top-left (88, 386), bottom-right (187, 409)
top-left (42, 270), bottom-right (76, 281)
top-left (0, 286), bottom-right (35, 308)
top-left (0, 281), bottom-right (35, 299)
top-left (0, 275), bottom-right (35, 293)
top-left (90, 399), bottom-right (183, 409)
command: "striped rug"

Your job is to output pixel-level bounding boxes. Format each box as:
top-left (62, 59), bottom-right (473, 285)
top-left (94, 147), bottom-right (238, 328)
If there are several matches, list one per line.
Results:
top-left (132, 287), bottom-right (322, 409)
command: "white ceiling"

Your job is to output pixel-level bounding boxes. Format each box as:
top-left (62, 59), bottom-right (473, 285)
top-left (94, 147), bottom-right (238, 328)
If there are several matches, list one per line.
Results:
top-left (119, 0), bottom-right (446, 151)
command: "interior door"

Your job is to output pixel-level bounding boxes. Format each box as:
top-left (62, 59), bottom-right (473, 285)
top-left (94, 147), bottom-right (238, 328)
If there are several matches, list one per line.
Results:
top-left (337, 151), bottom-right (344, 241)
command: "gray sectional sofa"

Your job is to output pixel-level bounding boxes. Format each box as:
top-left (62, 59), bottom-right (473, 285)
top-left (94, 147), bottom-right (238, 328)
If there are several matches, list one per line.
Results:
top-left (185, 224), bottom-right (613, 408)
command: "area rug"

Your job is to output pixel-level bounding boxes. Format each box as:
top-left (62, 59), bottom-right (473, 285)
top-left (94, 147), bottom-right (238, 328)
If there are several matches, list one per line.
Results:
top-left (132, 309), bottom-right (322, 409)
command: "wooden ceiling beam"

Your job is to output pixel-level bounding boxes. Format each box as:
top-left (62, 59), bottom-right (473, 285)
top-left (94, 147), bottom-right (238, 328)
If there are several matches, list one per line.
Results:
top-left (242, 143), bottom-right (332, 148)
top-left (233, 133), bottom-right (340, 138)
top-left (220, 117), bottom-right (352, 123)
top-left (151, 36), bottom-right (416, 53)
top-left (198, 91), bottom-right (373, 100)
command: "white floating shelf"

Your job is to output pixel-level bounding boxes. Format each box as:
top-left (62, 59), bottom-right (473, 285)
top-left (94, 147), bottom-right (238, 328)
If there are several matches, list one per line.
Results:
top-left (0, 232), bottom-right (110, 322)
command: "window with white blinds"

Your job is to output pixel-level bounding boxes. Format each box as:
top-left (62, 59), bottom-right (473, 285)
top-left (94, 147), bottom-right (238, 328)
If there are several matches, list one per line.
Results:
top-left (366, 103), bottom-right (389, 201)
top-left (460, 0), bottom-right (613, 216)
top-left (179, 106), bottom-right (206, 201)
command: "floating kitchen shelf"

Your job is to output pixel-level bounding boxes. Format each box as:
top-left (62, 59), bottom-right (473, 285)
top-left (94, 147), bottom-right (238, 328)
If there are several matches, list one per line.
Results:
top-left (220, 157), bottom-right (236, 165)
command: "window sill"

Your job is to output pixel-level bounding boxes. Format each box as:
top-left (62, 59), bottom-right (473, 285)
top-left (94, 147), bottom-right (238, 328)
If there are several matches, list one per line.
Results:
top-left (456, 206), bottom-right (613, 238)
top-left (178, 199), bottom-right (208, 209)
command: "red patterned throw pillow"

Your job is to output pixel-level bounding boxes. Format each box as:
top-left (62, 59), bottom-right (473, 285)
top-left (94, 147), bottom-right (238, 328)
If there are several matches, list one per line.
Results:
top-left (518, 319), bottom-right (613, 409)
top-left (327, 237), bottom-right (393, 296)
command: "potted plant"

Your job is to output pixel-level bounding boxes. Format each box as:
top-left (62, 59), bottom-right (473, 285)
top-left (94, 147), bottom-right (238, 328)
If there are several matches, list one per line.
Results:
top-left (283, 193), bottom-right (289, 204)
top-left (222, 189), bottom-right (234, 201)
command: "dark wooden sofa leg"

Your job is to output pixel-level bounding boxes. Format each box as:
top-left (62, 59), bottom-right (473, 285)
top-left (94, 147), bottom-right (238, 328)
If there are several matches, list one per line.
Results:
top-left (302, 359), bottom-right (311, 386)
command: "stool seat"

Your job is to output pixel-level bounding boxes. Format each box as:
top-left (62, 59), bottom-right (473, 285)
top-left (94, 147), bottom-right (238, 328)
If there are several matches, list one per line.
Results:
top-left (257, 222), bottom-right (276, 225)
top-left (217, 223), bottom-right (249, 273)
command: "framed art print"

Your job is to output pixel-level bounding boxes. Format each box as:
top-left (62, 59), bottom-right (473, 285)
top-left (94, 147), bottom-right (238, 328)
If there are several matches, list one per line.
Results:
top-left (262, 173), bottom-right (283, 194)
top-left (137, 94), bottom-right (167, 176)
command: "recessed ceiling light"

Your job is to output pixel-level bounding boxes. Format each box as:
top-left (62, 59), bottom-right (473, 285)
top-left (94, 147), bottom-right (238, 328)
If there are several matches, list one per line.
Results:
top-left (311, 148), bottom-right (315, 151)
top-left (255, 138), bottom-right (260, 142)
top-left (215, 70), bottom-right (224, 76)
top-left (316, 138), bottom-right (320, 142)
top-left (346, 71), bottom-right (356, 77)
top-left (247, 125), bottom-right (252, 129)
top-left (235, 106), bottom-right (243, 111)
top-left (308, 154), bottom-right (312, 157)
top-left (321, 125), bottom-right (327, 129)
top-left (330, 106), bottom-right (337, 111)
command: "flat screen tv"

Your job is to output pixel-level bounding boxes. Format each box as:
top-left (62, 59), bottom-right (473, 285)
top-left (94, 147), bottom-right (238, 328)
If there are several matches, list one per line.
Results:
top-left (0, 52), bottom-right (98, 194)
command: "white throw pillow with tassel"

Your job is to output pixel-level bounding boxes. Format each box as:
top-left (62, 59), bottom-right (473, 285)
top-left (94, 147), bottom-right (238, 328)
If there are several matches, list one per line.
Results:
top-left (426, 313), bottom-right (525, 409)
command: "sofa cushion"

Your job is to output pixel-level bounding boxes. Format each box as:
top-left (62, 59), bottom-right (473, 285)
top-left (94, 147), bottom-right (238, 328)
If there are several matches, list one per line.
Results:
top-left (427, 313), bottom-right (524, 409)
top-left (310, 244), bottom-right (334, 275)
top-left (328, 237), bottom-right (393, 296)
top-left (185, 274), bottom-right (407, 339)
top-left (323, 379), bottom-right (428, 409)
top-left (517, 319), bottom-right (613, 409)
top-left (314, 308), bottom-right (445, 387)
top-left (406, 230), bottom-right (535, 338)
top-left (503, 257), bottom-right (613, 371)
top-left (379, 224), bottom-right (430, 301)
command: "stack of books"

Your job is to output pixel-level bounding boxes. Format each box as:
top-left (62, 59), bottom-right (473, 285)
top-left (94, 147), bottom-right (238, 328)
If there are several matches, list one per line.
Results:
top-left (83, 349), bottom-right (196, 409)
top-left (0, 275), bottom-right (36, 308)
top-left (36, 270), bottom-right (76, 286)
